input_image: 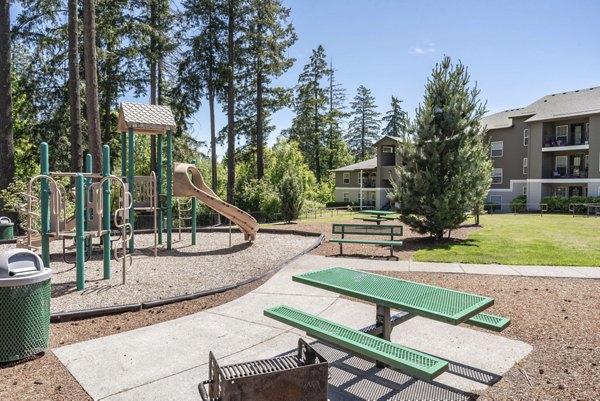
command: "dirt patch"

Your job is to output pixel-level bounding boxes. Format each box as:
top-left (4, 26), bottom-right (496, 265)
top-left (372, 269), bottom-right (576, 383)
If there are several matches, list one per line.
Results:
top-left (375, 272), bottom-right (600, 400)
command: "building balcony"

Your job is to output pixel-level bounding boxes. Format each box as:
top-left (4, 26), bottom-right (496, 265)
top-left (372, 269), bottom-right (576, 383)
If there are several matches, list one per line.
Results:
top-left (543, 169), bottom-right (589, 179)
top-left (542, 134), bottom-right (589, 152)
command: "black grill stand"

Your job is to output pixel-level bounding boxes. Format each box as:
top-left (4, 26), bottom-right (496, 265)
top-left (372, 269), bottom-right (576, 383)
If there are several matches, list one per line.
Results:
top-left (199, 338), bottom-right (328, 401)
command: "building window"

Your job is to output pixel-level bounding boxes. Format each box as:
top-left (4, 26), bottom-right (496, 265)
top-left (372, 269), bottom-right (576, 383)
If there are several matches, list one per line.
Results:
top-left (491, 141), bottom-right (503, 157)
top-left (522, 185), bottom-right (527, 196)
top-left (556, 125), bottom-right (568, 145)
top-left (491, 168), bottom-right (502, 184)
top-left (523, 129), bottom-right (529, 146)
top-left (555, 156), bottom-right (568, 176)
top-left (554, 187), bottom-right (568, 198)
top-left (382, 145), bottom-right (394, 153)
top-left (343, 172), bottom-right (350, 184)
top-left (489, 195), bottom-right (502, 211)
top-left (586, 123), bottom-right (590, 139)
top-left (343, 192), bottom-right (350, 202)
top-left (523, 158), bottom-right (528, 175)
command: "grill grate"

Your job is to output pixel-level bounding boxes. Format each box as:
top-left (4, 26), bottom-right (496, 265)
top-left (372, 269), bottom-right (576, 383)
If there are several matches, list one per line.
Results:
top-left (221, 355), bottom-right (304, 379)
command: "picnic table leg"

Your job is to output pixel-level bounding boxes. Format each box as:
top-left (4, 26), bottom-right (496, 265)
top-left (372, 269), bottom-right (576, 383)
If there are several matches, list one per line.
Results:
top-left (375, 304), bottom-right (391, 368)
top-left (339, 242), bottom-right (343, 256)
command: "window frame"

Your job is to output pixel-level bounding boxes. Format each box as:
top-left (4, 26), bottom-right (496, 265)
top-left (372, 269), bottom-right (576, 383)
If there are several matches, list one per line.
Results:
top-left (343, 192), bottom-right (350, 203)
top-left (522, 185), bottom-right (527, 196)
top-left (523, 129), bottom-right (529, 146)
top-left (342, 172), bottom-right (350, 184)
top-left (491, 167), bottom-right (503, 184)
top-left (523, 157), bottom-right (528, 175)
top-left (382, 145), bottom-right (394, 153)
top-left (555, 125), bottom-right (569, 144)
top-left (491, 141), bottom-right (503, 158)
top-left (555, 155), bottom-right (568, 176)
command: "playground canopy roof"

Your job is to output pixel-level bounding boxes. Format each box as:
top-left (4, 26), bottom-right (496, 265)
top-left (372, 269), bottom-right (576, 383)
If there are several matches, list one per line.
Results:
top-left (118, 102), bottom-right (177, 134)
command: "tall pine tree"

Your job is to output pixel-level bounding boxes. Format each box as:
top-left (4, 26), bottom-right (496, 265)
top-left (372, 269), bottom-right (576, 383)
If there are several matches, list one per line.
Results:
top-left (0, 0), bottom-right (14, 207)
top-left (382, 96), bottom-right (409, 141)
top-left (395, 57), bottom-right (492, 240)
top-left (346, 85), bottom-right (380, 161)
top-left (290, 45), bottom-right (329, 181)
top-left (325, 61), bottom-right (352, 170)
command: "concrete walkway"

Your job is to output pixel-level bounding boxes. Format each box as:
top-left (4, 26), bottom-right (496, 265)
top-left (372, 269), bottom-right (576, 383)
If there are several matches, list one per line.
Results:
top-left (50, 254), bottom-right (576, 400)
top-left (302, 254), bottom-right (600, 278)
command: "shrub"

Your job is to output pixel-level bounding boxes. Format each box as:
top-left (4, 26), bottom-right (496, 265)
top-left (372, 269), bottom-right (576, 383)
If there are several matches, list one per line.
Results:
top-left (541, 196), bottom-right (569, 212)
top-left (510, 195), bottom-right (527, 213)
top-left (279, 173), bottom-right (304, 223)
top-left (236, 179), bottom-right (281, 222)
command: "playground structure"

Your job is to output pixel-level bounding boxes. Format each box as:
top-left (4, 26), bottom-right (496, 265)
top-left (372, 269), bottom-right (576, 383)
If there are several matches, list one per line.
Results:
top-left (19, 143), bottom-right (132, 290)
top-left (16, 102), bottom-right (259, 291)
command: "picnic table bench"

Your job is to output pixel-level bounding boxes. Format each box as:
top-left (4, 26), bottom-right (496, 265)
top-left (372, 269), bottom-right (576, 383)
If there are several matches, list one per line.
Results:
top-left (329, 223), bottom-right (403, 258)
top-left (264, 267), bottom-right (510, 382)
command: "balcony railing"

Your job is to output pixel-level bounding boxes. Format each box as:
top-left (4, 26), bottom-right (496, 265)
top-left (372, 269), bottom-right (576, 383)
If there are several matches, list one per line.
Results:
top-left (544, 169), bottom-right (589, 179)
top-left (543, 135), bottom-right (589, 148)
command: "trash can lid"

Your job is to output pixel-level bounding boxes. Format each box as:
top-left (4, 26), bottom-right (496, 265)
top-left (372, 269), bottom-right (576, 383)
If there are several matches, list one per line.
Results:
top-left (0, 249), bottom-right (51, 287)
top-left (0, 216), bottom-right (13, 226)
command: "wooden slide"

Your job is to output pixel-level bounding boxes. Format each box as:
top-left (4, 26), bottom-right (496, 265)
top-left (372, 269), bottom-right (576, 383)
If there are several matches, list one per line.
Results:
top-left (173, 163), bottom-right (259, 241)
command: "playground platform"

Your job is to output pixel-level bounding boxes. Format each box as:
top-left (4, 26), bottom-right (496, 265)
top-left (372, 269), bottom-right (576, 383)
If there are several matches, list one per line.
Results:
top-left (54, 254), bottom-right (538, 401)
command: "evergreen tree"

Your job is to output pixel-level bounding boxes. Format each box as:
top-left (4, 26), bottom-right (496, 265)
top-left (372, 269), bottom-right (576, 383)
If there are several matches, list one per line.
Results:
top-left (279, 172), bottom-right (303, 223)
top-left (395, 56), bottom-right (492, 240)
top-left (325, 61), bottom-right (352, 170)
top-left (382, 96), bottom-right (409, 141)
top-left (290, 45), bottom-right (330, 181)
top-left (239, 0), bottom-right (296, 179)
top-left (346, 85), bottom-right (380, 160)
top-left (0, 0), bottom-right (14, 207)
top-left (179, 0), bottom-right (227, 193)
top-left (68, 0), bottom-right (82, 173)
top-left (83, 0), bottom-right (102, 172)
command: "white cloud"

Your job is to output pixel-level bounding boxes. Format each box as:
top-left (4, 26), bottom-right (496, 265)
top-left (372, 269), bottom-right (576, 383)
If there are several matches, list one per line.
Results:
top-left (411, 42), bottom-right (436, 55)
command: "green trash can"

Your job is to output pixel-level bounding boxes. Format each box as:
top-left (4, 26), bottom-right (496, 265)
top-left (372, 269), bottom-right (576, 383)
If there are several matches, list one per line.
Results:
top-left (0, 249), bottom-right (51, 362)
top-left (0, 217), bottom-right (14, 240)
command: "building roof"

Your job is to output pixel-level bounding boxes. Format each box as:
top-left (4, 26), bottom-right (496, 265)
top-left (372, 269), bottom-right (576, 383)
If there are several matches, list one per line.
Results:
top-left (332, 157), bottom-right (377, 172)
top-left (483, 86), bottom-right (600, 130)
top-left (480, 109), bottom-right (522, 130)
top-left (374, 135), bottom-right (403, 145)
top-left (117, 102), bottom-right (177, 134)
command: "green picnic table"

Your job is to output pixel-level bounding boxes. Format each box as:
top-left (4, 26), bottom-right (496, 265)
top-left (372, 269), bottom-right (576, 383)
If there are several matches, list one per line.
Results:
top-left (356, 210), bottom-right (397, 224)
top-left (265, 267), bottom-right (510, 381)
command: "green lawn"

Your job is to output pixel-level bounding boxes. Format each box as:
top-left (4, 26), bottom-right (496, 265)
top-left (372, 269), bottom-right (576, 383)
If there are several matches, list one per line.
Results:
top-left (414, 214), bottom-right (600, 266)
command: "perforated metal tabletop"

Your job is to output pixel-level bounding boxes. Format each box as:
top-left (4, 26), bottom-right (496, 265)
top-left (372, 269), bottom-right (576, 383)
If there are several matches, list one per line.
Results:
top-left (293, 267), bottom-right (494, 325)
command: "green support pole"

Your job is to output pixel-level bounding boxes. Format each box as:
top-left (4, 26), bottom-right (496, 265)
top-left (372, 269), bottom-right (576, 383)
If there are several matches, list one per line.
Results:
top-left (85, 154), bottom-right (92, 232)
top-left (121, 131), bottom-right (127, 178)
top-left (102, 145), bottom-right (111, 279)
top-left (75, 173), bottom-right (85, 290)
top-left (166, 130), bottom-right (173, 250)
top-left (128, 127), bottom-right (135, 253)
top-left (157, 134), bottom-right (163, 244)
top-left (191, 160), bottom-right (197, 246)
top-left (40, 142), bottom-right (50, 267)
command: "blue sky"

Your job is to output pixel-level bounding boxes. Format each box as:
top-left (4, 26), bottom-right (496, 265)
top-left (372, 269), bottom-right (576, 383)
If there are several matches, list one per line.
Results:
top-left (194, 0), bottom-right (600, 155)
top-left (10, 0), bottom-right (600, 156)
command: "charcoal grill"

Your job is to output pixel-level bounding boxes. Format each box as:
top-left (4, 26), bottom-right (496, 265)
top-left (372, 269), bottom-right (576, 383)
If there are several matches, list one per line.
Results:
top-left (199, 338), bottom-right (328, 401)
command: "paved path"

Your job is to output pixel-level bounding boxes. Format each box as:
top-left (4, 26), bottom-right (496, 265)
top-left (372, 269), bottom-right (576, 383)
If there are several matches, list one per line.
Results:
top-left (53, 254), bottom-right (549, 401)
top-left (302, 254), bottom-right (600, 278)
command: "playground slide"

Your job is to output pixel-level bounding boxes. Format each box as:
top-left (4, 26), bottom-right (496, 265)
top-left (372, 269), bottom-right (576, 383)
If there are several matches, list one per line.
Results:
top-left (173, 163), bottom-right (259, 241)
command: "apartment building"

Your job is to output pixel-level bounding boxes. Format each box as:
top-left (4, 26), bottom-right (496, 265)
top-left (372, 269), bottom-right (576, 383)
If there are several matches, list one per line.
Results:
top-left (332, 136), bottom-right (401, 209)
top-left (483, 87), bottom-right (600, 210)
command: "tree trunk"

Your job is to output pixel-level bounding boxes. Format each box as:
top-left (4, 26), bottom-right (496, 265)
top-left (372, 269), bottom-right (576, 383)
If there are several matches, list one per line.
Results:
top-left (0, 0), bottom-right (14, 206)
top-left (226, 0), bottom-right (235, 204)
top-left (102, 41), bottom-right (113, 146)
top-left (68, 0), bottom-right (82, 173)
top-left (149, 0), bottom-right (157, 173)
top-left (209, 90), bottom-right (217, 193)
top-left (256, 71), bottom-right (264, 179)
top-left (83, 0), bottom-right (102, 173)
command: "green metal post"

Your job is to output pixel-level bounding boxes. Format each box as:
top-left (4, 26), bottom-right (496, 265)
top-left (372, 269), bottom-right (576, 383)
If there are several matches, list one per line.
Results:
top-left (191, 160), bottom-right (197, 245)
top-left (166, 130), bottom-right (173, 250)
top-left (85, 154), bottom-right (92, 232)
top-left (121, 131), bottom-right (127, 178)
top-left (40, 142), bottom-right (50, 267)
top-left (102, 145), bottom-right (111, 279)
top-left (128, 127), bottom-right (135, 253)
top-left (75, 173), bottom-right (85, 290)
top-left (157, 134), bottom-right (163, 244)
